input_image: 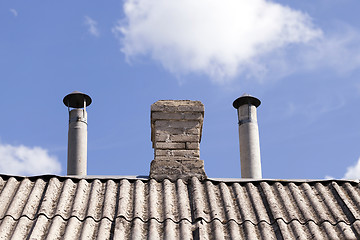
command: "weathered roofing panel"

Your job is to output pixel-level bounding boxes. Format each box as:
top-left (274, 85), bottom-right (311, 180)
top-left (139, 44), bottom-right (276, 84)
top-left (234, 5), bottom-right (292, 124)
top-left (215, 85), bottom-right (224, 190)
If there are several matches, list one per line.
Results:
top-left (0, 175), bottom-right (359, 239)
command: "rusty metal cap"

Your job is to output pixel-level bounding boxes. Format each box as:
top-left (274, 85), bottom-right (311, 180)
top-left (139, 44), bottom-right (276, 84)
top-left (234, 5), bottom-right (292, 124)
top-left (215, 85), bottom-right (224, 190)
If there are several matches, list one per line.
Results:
top-left (63, 91), bottom-right (92, 108)
top-left (233, 94), bottom-right (261, 109)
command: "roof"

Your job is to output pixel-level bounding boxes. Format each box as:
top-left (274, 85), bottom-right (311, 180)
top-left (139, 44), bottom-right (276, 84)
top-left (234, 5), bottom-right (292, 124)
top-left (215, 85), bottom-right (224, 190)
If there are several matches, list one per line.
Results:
top-left (0, 175), bottom-right (359, 239)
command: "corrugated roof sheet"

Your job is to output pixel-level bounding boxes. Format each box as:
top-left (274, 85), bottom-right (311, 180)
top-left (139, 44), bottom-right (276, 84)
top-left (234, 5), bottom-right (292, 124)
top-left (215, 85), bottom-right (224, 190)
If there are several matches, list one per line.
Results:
top-left (0, 175), bottom-right (359, 239)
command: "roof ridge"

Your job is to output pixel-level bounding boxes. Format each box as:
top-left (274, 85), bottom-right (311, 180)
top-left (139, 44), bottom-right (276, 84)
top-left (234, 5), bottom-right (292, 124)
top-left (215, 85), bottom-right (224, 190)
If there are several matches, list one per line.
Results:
top-left (1, 174), bottom-right (360, 184)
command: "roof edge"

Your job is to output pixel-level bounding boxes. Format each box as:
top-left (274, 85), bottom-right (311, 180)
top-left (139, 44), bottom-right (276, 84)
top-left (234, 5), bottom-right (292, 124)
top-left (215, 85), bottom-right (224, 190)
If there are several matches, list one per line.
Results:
top-left (0, 174), bottom-right (358, 184)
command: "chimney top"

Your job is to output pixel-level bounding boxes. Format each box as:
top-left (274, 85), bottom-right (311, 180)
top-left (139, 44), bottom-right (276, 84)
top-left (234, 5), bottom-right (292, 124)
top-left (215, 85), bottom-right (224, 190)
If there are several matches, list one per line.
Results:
top-left (233, 94), bottom-right (261, 109)
top-left (150, 100), bottom-right (207, 181)
top-left (63, 91), bottom-right (92, 108)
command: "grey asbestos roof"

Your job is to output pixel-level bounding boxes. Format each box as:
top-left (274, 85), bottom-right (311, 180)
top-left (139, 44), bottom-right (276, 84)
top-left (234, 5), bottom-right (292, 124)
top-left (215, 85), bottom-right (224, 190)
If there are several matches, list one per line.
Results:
top-left (0, 175), bottom-right (359, 239)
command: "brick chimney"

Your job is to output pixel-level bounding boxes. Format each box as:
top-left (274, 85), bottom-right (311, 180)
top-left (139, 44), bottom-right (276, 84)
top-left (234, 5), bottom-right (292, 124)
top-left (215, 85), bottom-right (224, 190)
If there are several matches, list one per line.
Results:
top-left (150, 100), bottom-right (207, 181)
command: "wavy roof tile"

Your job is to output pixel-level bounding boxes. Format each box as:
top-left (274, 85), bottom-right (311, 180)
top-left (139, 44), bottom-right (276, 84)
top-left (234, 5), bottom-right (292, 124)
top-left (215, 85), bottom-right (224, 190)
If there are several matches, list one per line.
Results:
top-left (0, 175), bottom-right (359, 239)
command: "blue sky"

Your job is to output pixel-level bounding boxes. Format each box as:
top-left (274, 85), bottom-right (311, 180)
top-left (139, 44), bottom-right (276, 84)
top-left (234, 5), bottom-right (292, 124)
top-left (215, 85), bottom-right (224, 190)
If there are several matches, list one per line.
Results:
top-left (1, 0), bottom-right (360, 179)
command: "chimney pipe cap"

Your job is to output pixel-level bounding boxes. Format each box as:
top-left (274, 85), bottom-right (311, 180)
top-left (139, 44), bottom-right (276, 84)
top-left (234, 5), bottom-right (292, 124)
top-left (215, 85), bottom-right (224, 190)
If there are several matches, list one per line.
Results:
top-left (63, 91), bottom-right (92, 108)
top-left (233, 94), bottom-right (261, 109)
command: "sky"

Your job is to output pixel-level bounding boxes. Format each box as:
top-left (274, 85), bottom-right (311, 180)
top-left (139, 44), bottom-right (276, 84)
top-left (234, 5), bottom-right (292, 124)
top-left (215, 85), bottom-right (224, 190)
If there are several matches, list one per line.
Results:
top-left (1, 0), bottom-right (360, 179)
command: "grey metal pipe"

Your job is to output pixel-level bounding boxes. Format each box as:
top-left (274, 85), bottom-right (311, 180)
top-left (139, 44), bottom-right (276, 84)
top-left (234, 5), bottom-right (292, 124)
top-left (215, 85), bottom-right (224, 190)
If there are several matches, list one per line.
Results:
top-left (67, 109), bottom-right (88, 175)
top-left (233, 94), bottom-right (262, 179)
top-left (63, 91), bottom-right (92, 176)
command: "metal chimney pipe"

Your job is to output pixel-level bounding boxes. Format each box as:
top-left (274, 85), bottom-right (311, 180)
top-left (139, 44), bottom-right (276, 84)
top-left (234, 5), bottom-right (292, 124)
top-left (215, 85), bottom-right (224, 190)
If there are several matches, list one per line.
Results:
top-left (63, 91), bottom-right (92, 175)
top-left (233, 94), bottom-right (262, 179)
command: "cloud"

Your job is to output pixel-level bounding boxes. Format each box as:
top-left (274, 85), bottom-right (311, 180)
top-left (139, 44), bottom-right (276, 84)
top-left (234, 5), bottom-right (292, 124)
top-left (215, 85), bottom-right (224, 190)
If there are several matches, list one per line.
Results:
top-left (84, 16), bottom-right (100, 37)
top-left (9, 9), bottom-right (18, 17)
top-left (284, 94), bottom-right (346, 121)
top-left (262, 27), bottom-right (360, 82)
top-left (0, 144), bottom-right (61, 176)
top-left (343, 157), bottom-right (360, 179)
top-left (114, 0), bottom-right (322, 82)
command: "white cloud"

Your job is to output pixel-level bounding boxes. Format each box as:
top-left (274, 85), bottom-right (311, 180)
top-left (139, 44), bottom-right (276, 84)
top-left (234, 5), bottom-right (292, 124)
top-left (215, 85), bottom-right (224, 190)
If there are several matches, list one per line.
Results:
top-left (343, 157), bottom-right (360, 179)
top-left (84, 16), bottom-right (100, 37)
top-left (284, 94), bottom-right (346, 121)
top-left (301, 26), bottom-right (360, 74)
top-left (0, 144), bottom-right (61, 176)
top-left (114, 0), bottom-right (322, 82)
top-left (9, 9), bottom-right (18, 17)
